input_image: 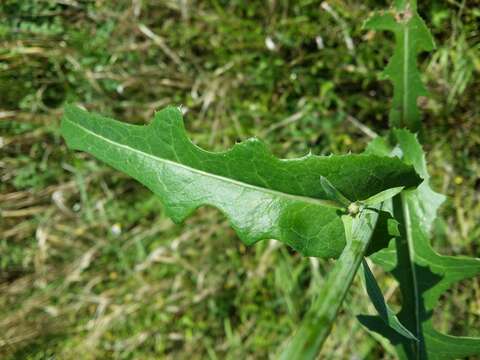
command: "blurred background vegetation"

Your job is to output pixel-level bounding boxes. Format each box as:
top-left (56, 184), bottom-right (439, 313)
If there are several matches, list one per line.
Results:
top-left (1, 0), bottom-right (479, 359)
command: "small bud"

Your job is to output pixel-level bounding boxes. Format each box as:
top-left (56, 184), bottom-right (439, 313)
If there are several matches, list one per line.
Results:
top-left (348, 202), bottom-right (360, 216)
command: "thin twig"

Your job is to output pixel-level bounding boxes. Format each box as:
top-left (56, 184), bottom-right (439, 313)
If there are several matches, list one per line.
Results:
top-left (345, 115), bottom-right (378, 139)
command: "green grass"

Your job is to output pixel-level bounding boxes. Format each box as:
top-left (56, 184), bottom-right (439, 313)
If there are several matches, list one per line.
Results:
top-left (1, 1), bottom-right (479, 359)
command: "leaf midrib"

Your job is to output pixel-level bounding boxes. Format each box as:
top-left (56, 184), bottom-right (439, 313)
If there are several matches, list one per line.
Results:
top-left (403, 23), bottom-right (410, 127)
top-left (402, 192), bottom-right (421, 359)
top-left (65, 116), bottom-right (342, 210)
top-left (401, 20), bottom-right (421, 353)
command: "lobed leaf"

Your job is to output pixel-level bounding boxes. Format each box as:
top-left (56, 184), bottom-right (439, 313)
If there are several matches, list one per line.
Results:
top-left (361, 129), bottom-right (480, 359)
top-left (61, 105), bottom-right (421, 258)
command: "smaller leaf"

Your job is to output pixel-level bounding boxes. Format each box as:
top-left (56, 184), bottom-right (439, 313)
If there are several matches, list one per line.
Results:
top-left (362, 186), bottom-right (404, 206)
top-left (361, 259), bottom-right (417, 341)
top-left (320, 176), bottom-right (350, 208)
top-left (363, 0), bottom-right (435, 131)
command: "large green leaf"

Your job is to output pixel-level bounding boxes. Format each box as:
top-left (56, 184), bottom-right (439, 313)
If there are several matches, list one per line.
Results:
top-left (360, 129), bottom-right (480, 359)
top-left (61, 105), bottom-right (421, 258)
top-left (364, 0), bottom-right (435, 132)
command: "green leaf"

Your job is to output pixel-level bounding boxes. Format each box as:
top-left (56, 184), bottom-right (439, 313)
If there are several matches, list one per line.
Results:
top-left (361, 129), bottom-right (480, 359)
top-left (364, 0), bottom-right (435, 132)
top-left (320, 176), bottom-right (350, 208)
top-left (361, 259), bottom-right (417, 341)
top-left (362, 186), bottom-right (404, 207)
top-left (61, 105), bottom-right (421, 259)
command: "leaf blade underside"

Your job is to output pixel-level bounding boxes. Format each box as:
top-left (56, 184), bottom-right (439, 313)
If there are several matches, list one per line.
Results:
top-left (362, 129), bottom-right (480, 359)
top-left (62, 105), bottom-right (421, 258)
top-left (280, 209), bottom-right (381, 359)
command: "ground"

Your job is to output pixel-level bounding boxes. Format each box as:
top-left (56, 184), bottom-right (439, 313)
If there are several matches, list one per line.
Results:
top-left (1, 1), bottom-right (479, 359)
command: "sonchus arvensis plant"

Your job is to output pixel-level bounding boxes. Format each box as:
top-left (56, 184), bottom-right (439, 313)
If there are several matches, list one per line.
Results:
top-left (61, 0), bottom-right (480, 358)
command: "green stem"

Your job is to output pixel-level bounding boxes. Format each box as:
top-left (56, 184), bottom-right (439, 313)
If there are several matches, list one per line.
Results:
top-left (279, 208), bottom-right (379, 360)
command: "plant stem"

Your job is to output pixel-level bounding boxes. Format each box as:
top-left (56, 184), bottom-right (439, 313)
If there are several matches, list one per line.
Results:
top-left (279, 208), bottom-right (379, 360)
